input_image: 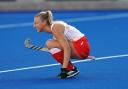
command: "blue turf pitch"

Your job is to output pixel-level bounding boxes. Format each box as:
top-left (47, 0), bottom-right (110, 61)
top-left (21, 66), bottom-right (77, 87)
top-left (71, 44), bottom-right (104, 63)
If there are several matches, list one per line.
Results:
top-left (0, 10), bottom-right (128, 89)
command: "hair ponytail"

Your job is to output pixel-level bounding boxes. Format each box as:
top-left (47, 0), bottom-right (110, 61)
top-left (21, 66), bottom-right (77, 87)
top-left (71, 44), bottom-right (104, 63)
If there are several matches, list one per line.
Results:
top-left (35, 10), bottom-right (53, 25)
top-left (47, 10), bottom-right (53, 25)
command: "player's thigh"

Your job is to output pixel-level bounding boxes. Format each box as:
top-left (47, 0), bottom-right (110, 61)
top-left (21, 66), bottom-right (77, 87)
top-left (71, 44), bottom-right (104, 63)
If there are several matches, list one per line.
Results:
top-left (46, 39), bottom-right (62, 49)
top-left (46, 39), bottom-right (79, 58)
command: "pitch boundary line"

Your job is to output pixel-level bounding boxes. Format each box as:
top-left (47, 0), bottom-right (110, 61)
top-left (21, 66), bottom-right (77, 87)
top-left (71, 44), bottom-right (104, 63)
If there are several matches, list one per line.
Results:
top-left (0, 54), bottom-right (128, 74)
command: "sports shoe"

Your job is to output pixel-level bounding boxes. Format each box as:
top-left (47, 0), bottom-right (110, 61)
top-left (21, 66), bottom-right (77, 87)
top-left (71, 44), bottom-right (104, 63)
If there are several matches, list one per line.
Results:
top-left (58, 66), bottom-right (80, 79)
top-left (67, 66), bottom-right (80, 78)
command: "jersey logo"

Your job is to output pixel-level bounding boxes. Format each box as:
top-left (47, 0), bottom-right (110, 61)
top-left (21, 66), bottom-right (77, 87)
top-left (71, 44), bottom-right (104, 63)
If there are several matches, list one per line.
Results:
top-left (81, 41), bottom-right (84, 45)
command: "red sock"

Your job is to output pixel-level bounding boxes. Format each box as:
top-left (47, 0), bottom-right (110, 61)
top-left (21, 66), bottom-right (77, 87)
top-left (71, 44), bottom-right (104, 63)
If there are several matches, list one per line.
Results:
top-left (49, 48), bottom-right (74, 71)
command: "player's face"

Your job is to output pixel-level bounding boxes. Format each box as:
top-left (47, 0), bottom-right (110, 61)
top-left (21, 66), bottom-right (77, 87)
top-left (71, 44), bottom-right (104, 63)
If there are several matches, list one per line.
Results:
top-left (34, 17), bottom-right (46, 32)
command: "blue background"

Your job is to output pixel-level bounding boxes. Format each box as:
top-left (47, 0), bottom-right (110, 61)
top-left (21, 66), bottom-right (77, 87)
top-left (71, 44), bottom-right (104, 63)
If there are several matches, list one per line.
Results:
top-left (0, 10), bottom-right (128, 89)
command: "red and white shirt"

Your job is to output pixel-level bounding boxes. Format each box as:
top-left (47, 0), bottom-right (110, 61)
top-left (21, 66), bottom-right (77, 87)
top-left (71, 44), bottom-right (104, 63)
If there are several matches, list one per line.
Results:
top-left (51, 21), bottom-right (84, 41)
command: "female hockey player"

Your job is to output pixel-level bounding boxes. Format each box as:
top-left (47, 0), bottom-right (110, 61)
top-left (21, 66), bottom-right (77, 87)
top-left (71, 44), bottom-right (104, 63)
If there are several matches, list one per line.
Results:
top-left (34, 10), bottom-right (95, 79)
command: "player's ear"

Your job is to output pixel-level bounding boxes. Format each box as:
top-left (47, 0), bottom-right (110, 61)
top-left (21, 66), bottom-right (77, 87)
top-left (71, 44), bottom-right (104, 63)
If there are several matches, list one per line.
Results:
top-left (41, 20), bottom-right (47, 26)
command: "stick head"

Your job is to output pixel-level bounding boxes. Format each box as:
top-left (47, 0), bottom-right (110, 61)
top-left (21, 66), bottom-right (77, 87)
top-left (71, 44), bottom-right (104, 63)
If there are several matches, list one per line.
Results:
top-left (24, 38), bottom-right (32, 48)
top-left (24, 38), bottom-right (49, 52)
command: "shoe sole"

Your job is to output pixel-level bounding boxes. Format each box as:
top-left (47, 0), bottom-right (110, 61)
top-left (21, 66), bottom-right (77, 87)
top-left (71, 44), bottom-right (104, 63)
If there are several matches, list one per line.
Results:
top-left (67, 71), bottom-right (80, 78)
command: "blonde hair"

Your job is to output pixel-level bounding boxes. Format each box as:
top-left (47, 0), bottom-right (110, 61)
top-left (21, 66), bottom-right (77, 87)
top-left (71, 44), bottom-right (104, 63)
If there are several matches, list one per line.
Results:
top-left (35, 10), bottom-right (53, 25)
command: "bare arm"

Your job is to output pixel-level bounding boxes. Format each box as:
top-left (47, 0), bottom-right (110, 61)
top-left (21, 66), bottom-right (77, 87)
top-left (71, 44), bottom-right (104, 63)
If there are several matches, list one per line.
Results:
top-left (52, 24), bottom-right (71, 68)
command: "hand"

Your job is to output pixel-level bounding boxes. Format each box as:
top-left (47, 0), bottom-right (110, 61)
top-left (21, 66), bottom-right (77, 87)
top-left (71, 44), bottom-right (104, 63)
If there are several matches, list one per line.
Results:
top-left (58, 68), bottom-right (68, 79)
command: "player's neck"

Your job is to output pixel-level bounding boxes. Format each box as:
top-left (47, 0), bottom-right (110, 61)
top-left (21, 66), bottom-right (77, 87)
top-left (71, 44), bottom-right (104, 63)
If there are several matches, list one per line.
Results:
top-left (43, 25), bottom-right (52, 34)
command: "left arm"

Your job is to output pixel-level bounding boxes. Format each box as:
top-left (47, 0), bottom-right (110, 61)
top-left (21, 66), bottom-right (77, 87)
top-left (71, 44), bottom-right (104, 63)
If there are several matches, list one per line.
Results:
top-left (52, 24), bottom-right (71, 68)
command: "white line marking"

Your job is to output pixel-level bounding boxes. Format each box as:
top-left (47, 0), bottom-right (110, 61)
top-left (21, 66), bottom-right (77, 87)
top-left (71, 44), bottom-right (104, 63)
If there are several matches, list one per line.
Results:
top-left (0, 22), bottom-right (33, 29)
top-left (0, 54), bottom-right (128, 74)
top-left (66, 13), bottom-right (128, 22)
top-left (0, 13), bottom-right (128, 29)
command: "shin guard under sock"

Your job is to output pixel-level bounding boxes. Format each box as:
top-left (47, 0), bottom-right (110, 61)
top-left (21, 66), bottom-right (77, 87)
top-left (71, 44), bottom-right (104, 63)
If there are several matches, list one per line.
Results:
top-left (49, 48), bottom-right (74, 71)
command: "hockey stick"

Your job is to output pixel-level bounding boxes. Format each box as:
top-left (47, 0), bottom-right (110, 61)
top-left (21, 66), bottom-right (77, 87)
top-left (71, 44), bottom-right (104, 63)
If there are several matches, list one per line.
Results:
top-left (24, 38), bottom-right (48, 52)
top-left (24, 38), bottom-right (96, 60)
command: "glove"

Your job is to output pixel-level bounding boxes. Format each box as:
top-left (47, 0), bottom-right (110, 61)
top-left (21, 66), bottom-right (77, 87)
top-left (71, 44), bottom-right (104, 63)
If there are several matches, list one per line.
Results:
top-left (58, 68), bottom-right (68, 79)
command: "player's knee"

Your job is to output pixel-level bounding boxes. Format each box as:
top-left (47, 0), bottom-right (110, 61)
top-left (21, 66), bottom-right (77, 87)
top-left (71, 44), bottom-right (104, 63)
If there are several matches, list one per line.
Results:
top-left (45, 39), bottom-right (54, 49)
